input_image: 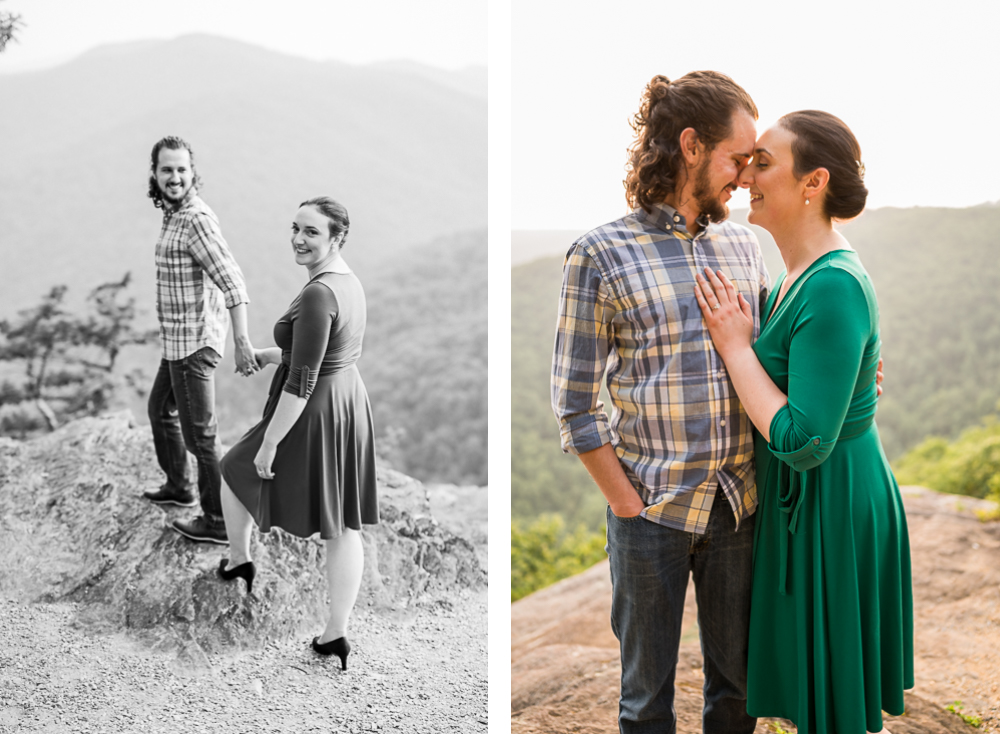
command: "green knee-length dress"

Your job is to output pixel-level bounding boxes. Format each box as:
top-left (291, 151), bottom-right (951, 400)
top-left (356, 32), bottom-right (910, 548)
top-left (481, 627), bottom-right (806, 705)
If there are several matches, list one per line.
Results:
top-left (747, 250), bottom-right (913, 734)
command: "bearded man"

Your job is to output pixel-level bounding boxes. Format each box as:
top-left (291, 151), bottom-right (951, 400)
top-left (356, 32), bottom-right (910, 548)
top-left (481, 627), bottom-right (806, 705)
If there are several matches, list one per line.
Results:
top-left (551, 71), bottom-right (766, 734)
top-left (143, 135), bottom-right (256, 545)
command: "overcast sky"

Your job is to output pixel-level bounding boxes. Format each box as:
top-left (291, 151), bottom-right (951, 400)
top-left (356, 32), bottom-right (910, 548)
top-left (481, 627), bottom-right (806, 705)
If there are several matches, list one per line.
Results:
top-left (0, 0), bottom-right (487, 72)
top-left (512, 0), bottom-right (1000, 230)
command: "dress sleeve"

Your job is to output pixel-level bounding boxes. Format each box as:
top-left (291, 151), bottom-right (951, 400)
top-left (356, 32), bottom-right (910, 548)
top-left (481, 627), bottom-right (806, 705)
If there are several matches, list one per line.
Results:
top-left (283, 282), bottom-right (337, 399)
top-left (767, 267), bottom-right (871, 471)
top-left (551, 243), bottom-right (616, 455)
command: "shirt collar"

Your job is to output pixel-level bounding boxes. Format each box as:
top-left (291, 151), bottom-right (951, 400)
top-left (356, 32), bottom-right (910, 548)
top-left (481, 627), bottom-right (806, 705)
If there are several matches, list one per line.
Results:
top-left (636, 201), bottom-right (711, 237)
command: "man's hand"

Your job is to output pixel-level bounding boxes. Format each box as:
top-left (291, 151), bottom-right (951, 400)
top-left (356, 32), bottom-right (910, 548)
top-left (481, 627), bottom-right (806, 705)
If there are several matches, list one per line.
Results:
top-left (579, 444), bottom-right (646, 518)
top-left (234, 337), bottom-right (258, 377)
top-left (876, 356), bottom-right (884, 397)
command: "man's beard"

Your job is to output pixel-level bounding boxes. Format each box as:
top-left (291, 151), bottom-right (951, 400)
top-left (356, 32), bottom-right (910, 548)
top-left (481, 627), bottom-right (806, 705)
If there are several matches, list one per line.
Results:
top-left (692, 158), bottom-right (730, 225)
top-left (160, 181), bottom-right (192, 205)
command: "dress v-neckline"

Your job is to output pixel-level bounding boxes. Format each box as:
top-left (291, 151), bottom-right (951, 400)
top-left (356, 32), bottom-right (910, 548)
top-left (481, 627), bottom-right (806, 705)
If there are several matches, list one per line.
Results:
top-left (763, 249), bottom-right (855, 329)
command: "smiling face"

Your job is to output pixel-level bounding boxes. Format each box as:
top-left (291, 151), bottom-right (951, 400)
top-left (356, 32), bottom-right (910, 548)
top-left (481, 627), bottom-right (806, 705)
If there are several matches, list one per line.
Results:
top-left (740, 124), bottom-right (806, 231)
top-left (155, 147), bottom-right (195, 205)
top-left (692, 110), bottom-right (757, 223)
top-left (290, 205), bottom-right (341, 268)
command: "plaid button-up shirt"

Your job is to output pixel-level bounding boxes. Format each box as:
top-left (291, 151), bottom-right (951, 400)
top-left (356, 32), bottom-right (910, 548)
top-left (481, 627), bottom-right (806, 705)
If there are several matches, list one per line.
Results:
top-left (551, 202), bottom-right (771, 533)
top-left (154, 192), bottom-right (249, 361)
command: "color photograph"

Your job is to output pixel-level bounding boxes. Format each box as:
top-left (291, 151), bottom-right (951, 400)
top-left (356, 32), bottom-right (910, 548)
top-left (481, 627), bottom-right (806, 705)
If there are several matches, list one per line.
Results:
top-left (511, 2), bottom-right (1000, 732)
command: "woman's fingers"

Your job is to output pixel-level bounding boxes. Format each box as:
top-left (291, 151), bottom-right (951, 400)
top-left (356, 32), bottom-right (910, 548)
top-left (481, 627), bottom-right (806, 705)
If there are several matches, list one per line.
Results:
top-left (693, 272), bottom-right (717, 309)
top-left (693, 280), bottom-right (713, 315)
top-left (703, 267), bottom-right (723, 301)
top-left (737, 291), bottom-right (753, 319)
top-left (716, 269), bottom-right (739, 299)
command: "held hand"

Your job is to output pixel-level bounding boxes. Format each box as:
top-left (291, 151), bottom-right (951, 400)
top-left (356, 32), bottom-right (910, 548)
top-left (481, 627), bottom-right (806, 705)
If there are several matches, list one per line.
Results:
top-left (252, 348), bottom-right (271, 370)
top-left (254, 441), bottom-right (277, 480)
top-left (234, 339), bottom-right (258, 377)
top-left (876, 356), bottom-right (884, 397)
top-left (694, 268), bottom-right (754, 360)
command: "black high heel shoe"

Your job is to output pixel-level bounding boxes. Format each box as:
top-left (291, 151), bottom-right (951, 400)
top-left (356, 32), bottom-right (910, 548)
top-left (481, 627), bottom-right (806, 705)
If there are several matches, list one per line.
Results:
top-left (217, 558), bottom-right (256, 594)
top-left (312, 636), bottom-right (351, 670)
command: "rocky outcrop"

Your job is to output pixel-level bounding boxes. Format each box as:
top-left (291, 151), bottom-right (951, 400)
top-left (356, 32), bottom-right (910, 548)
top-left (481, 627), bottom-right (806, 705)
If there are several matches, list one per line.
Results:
top-left (0, 413), bottom-right (486, 653)
top-left (512, 487), bottom-right (1000, 734)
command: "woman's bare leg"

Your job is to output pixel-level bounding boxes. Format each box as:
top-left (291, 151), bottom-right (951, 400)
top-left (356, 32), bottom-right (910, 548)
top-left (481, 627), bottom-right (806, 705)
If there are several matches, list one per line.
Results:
top-left (220, 479), bottom-right (254, 567)
top-left (319, 528), bottom-right (364, 643)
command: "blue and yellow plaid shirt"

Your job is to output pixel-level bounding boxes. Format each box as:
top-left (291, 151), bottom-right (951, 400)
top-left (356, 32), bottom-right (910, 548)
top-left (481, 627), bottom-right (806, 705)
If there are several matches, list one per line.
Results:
top-left (551, 202), bottom-right (771, 533)
top-left (155, 192), bottom-right (249, 361)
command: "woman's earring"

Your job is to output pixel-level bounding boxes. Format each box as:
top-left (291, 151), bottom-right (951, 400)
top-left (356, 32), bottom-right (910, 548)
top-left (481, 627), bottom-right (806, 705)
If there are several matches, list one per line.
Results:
top-left (805, 198), bottom-right (810, 205)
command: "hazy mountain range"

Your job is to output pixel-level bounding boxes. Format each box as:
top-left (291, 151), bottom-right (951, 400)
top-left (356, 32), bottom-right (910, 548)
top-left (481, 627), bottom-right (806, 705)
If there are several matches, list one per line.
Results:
top-left (0, 33), bottom-right (485, 322)
top-left (0, 34), bottom-right (487, 485)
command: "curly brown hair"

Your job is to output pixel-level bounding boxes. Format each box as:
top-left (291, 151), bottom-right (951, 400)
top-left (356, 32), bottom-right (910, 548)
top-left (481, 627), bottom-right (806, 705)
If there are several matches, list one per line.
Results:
top-left (624, 72), bottom-right (758, 213)
top-left (147, 136), bottom-right (202, 210)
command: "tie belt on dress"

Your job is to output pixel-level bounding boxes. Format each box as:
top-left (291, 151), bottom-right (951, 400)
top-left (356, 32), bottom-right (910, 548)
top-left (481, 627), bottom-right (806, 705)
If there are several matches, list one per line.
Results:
top-left (768, 420), bottom-right (873, 595)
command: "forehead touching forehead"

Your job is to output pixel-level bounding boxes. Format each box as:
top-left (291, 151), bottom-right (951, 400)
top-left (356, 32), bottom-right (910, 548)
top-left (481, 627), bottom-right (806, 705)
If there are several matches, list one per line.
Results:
top-left (755, 124), bottom-right (794, 158)
top-left (721, 111), bottom-right (757, 161)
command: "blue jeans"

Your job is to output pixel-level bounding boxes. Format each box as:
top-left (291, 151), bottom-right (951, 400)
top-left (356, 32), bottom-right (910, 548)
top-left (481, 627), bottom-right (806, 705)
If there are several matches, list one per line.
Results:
top-left (606, 494), bottom-right (756, 734)
top-left (147, 347), bottom-right (224, 521)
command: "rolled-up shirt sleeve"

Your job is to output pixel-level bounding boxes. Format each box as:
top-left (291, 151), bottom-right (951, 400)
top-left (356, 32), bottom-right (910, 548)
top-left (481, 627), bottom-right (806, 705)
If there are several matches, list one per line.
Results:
top-left (551, 243), bottom-right (615, 455)
top-left (188, 212), bottom-right (250, 309)
top-left (283, 282), bottom-right (336, 399)
top-left (767, 268), bottom-right (871, 472)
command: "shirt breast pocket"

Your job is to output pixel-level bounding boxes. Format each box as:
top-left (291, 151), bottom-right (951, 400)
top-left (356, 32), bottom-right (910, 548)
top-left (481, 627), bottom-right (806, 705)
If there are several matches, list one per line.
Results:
top-left (612, 270), bottom-right (691, 341)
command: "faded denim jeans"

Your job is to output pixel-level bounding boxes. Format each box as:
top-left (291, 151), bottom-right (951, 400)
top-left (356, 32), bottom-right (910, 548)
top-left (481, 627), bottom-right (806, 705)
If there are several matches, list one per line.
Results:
top-left (606, 494), bottom-right (756, 734)
top-left (147, 346), bottom-right (224, 521)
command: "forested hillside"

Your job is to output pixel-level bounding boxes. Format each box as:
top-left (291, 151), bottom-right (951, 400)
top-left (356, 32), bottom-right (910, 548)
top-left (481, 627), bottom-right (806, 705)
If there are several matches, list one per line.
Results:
top-left (512, 204), bottom-right (1000, 528)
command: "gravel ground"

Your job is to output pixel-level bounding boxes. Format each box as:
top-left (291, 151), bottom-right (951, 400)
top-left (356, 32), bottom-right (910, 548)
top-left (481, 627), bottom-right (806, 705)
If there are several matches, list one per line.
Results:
top-left (0, 589), bottom-right (487, 734)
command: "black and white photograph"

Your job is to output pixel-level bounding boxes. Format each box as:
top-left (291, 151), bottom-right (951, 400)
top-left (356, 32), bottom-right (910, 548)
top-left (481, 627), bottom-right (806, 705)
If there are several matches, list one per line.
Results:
top-left (0, 1), bottom-right (487, 731)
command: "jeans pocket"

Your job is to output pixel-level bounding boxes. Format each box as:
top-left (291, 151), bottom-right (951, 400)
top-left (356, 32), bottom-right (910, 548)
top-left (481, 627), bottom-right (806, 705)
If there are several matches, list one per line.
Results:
top-left (607, 504), bottom-right (644, 523)
top-left (187, 346), bottom-right (221, 375)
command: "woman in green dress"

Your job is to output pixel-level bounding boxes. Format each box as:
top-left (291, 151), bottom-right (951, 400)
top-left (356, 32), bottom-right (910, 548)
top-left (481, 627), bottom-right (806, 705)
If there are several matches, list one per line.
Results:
top-left (693, 111), bottom-right (913, 734)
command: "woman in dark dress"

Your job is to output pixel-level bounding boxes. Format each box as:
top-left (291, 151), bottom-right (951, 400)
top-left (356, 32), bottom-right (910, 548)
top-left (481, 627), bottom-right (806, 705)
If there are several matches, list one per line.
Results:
top-left (217, 196), bottom-right (379, 670)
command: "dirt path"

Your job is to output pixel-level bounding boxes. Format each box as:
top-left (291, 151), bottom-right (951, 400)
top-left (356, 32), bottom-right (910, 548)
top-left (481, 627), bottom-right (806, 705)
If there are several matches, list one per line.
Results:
top-left (0, 588), bottom-right (486, 734)
top-left (512, 486), bottom-right (1000, 733)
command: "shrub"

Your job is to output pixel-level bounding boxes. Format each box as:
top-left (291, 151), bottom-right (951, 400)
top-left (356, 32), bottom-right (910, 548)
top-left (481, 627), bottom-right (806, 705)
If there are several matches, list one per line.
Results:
top-left (511, 514), bottom-right (607, 602)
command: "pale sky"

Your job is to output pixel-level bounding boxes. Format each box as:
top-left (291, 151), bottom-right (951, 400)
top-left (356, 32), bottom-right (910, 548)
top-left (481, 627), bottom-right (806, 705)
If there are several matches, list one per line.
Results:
top-left (0, 0), bottom-right (487, 72)
top-left (512, 0), bottom-right (1000, 230)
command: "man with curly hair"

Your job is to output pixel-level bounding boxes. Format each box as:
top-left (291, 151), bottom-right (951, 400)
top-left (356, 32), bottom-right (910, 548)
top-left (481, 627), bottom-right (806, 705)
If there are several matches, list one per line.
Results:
top-left (143, 136), bottom-right (257, 545)
top-left (551, 71), bottom-right (766, 733)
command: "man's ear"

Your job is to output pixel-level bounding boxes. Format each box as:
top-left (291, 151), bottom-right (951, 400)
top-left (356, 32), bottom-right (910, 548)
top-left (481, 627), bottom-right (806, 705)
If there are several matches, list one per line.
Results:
top-left (803, 167), bottom-right (830, 202)
top-left (678, 127), bottom-right (703, 167)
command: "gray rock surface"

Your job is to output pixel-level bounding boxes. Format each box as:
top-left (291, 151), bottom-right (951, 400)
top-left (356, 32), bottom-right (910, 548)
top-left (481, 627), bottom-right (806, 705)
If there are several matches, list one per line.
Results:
top-left (0, 412), bottom-right (488, 733)
top-left (0, 412), bottom-right (485, 654)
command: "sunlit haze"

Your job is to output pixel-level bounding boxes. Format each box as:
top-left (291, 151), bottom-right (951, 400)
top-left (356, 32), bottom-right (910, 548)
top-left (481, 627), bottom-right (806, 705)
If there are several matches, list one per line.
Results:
top-left (0, 0), bottom-right (486, 72)
top-left (513, 0), bottom-right (1000, 229)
